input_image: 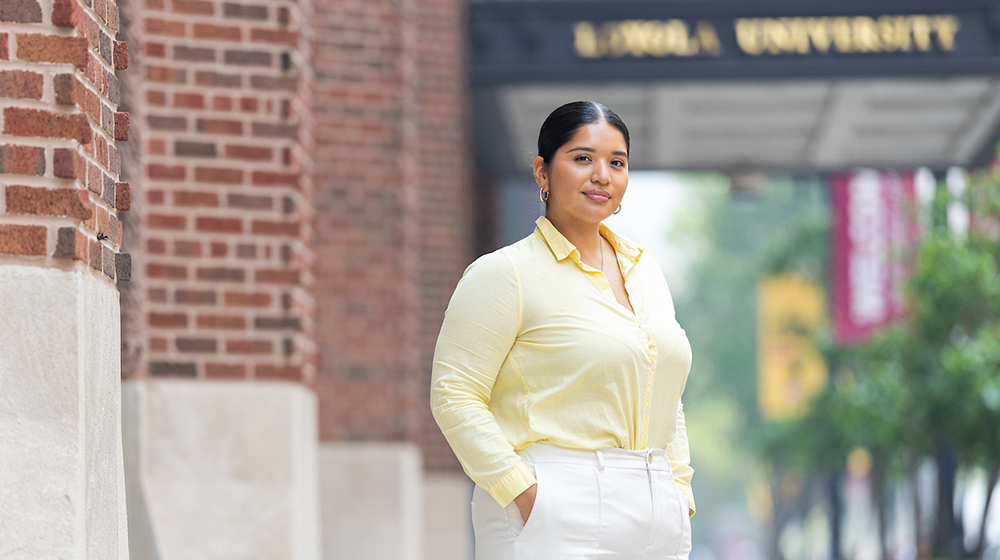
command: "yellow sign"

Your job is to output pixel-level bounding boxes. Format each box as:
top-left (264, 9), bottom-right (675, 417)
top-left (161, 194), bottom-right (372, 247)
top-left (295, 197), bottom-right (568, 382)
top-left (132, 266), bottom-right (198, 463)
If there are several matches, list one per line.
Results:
top-left (574, 20), bottom-right (722, 58)
top-left (734, 15), bottom-right (959, 55)
top-left (758, 275), bottom-right (828, 420)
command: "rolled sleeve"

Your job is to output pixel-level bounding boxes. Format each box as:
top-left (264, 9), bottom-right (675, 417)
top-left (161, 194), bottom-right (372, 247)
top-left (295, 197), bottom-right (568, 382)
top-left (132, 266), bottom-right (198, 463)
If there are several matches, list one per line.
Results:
top-left (430, 251), bottom-right (535, 507)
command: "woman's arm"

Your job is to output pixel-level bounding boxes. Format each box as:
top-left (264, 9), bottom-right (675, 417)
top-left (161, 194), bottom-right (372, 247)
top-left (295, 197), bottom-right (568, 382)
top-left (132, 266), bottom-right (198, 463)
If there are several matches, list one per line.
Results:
top-left (430, 251), bottom-right (536, 508)
top-left (666, 399), bottom-right (696, 516)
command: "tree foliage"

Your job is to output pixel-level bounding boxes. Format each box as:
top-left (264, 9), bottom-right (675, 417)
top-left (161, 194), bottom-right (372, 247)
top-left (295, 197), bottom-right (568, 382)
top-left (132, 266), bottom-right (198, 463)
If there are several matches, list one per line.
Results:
top-left (755, 177), bottom-right (1000, 558)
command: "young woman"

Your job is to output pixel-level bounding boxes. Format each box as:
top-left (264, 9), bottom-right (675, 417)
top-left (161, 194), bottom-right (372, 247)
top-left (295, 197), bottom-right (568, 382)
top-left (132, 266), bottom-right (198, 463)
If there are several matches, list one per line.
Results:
top-left (431, 101), bottom-right (694, 559)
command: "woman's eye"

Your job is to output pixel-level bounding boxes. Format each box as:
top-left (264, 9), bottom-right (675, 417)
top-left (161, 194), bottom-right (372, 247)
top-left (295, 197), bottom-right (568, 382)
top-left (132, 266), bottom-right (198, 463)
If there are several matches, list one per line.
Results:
top-left (612, 159), bottom-right (625, 167)
top-left (575, 155), bottom-right (591, 162)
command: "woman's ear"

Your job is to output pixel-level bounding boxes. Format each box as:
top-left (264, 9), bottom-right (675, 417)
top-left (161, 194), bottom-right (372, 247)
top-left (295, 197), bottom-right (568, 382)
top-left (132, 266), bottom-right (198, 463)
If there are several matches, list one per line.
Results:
top-left (532, 156), bottom-right (548, 189)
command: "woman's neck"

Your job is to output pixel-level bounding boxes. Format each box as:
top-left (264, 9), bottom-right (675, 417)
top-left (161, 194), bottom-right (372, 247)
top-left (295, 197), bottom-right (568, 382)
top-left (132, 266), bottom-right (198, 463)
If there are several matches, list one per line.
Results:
top-left (545, 211), bottom-right (604, 265)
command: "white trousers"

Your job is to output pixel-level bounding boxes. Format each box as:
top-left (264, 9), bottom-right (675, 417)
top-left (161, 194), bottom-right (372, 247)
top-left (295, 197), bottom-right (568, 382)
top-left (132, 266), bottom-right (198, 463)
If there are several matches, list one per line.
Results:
top-left (472, 443), bottom-right (692, 560)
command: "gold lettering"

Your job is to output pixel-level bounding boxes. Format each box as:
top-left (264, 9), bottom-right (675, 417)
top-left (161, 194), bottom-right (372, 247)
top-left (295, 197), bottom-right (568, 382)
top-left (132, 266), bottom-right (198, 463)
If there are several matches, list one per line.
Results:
top-left (735, 19), bottom-right (766, 55)
top-left (831, 17), bottom-right (854, 53)
top-left (642, 21), bottom-right (668, 56)
top-left (933, 15), bottom-right (960, 50)
top-left (877, 16), bottom-right (911, 52)
top-left (637, 20), bottom-right (660, 56)
top-left (806, 18), bottom-right (833, 52)
top-left (763, 18), bottom-right (793, 54)
top-left (911, 15), bottom-right (932, 51)
top-left (574, 21), bottom-right (600, 58)
top-left (788, 18), bottom-right (811, 54)
top-left (575, 19), bottom-right (719, 58)
top-left (852, 16), bottom-right (881, 52)
top-left (617, 20), bottom-right (647, 57)
top-left (577, 14), bottom-right (957, 59)
top-left (600, 23), bottom-right (617, 55)
top-left (696, 20), bottom-right (721, 55)
top-left (665, 19), bottom-right (698, 56)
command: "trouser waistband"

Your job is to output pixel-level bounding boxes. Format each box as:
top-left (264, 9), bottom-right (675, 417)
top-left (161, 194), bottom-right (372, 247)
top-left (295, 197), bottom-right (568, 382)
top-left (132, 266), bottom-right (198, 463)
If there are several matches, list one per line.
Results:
top-left (516, 442), bottom-right (674, 472)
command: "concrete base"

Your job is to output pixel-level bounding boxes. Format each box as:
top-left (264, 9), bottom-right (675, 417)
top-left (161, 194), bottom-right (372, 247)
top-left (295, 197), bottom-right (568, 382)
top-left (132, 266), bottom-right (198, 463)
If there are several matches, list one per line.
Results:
top-left (122, 380), bottom-right (320, 560)
top-left (320, 443), bottom-right (423, 560)
top-left (423, 473), bottom-right (474, 560)
top-left (319, 443), bottom-right (474, 560)
top-left (0, 265), bottom-right (128, 559)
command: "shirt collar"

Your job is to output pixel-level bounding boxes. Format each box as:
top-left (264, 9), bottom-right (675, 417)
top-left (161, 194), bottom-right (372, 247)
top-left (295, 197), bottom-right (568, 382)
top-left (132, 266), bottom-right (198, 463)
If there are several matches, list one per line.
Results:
top-left (534, 216), bottom-right (643, 274)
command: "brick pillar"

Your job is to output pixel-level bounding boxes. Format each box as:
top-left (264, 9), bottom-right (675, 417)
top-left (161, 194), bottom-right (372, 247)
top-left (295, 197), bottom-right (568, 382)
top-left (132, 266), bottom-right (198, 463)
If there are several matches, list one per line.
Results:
top-left (115, 0), bottom-right (321, 556)
top-left (0, 0), bottom-right (131, 554)
top-left (121, 0), bottom-right (317, 383)
top-left (312, 0), bottom-right (471, 470)
top-left (0, 0), bottom-right (131, 274)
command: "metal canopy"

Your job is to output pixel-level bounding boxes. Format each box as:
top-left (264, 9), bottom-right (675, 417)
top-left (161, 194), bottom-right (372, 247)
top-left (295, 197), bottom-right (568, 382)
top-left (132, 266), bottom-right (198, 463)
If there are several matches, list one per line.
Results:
top-left (489, 77), bottom-right (1000, 172)
top-left (470, 0), bottom-right (1000, 173)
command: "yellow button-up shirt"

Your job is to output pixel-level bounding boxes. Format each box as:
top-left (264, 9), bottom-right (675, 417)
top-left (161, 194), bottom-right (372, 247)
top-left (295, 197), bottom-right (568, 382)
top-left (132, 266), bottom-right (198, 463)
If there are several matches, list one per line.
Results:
top-left (430, 216), bottom-right (695, 515)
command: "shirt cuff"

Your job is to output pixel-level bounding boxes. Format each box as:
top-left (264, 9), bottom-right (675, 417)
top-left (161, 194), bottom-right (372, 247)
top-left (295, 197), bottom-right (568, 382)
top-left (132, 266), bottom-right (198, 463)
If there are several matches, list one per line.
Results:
top-left (675, 481), bottom-right (696, 516)
top-left (487, 462), bottom-right (537, 508)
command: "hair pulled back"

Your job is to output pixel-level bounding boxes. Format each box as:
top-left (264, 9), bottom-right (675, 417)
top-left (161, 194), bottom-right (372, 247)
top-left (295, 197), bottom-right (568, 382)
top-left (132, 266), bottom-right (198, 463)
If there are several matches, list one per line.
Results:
top-left (537, 101), bottom-right (630, 165)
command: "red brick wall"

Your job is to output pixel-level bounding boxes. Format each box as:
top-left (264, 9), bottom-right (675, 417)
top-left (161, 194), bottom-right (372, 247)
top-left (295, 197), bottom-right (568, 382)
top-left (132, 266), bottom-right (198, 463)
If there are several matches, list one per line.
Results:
top-left (119, 0), bottom-right (317, 382)
top-left (311, 0), bottom-right (471, 470)
top-left (116, 0), bottom-right (472, 469)
top-left (0, 0), bottom-right (131, 278)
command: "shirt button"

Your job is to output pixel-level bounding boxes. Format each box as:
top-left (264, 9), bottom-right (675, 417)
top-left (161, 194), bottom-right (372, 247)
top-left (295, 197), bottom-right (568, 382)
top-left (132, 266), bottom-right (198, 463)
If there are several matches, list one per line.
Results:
top-left (645, 407), bottom-right (651, 413)
top-left (650, 363), bottom-right (657, 370)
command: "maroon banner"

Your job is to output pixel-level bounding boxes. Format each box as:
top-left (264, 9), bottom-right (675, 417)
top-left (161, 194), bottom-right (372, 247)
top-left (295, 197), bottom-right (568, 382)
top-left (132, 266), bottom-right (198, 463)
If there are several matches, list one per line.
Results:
top-left (830, 170), bottom-right (920, 346)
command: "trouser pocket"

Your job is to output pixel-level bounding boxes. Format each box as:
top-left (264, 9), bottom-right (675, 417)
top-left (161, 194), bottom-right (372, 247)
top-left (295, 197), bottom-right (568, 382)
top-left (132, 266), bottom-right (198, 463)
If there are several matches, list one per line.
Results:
top-left (511, 462), bottom-right (601, 559)
top-left (650, 471), bottom-right (688, 557)
top-left (506, 464), bottom-right (542, 540)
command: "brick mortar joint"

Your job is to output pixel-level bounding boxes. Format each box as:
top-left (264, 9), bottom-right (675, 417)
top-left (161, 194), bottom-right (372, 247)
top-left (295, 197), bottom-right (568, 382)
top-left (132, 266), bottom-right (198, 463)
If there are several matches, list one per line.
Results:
top-left (0, 133), bottom-right (79, 148)
top-left (0, 60), bottom-right (79, 74)
top-left (0, 23), bottom-right (76, 35)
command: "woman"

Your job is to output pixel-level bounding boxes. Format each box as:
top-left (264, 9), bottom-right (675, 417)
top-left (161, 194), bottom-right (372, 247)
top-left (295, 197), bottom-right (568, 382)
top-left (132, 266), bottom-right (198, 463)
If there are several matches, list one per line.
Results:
top-left (430, 101), bottom-right (694, 559)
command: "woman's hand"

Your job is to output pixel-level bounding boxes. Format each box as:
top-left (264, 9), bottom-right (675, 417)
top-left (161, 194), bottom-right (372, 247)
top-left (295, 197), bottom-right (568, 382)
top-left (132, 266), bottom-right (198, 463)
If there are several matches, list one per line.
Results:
top-left (513, 483), bottom-right (537, 523)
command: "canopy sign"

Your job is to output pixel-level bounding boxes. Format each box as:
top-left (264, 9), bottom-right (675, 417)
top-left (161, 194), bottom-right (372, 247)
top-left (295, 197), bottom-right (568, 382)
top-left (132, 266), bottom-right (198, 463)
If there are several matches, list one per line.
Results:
top-left (469, 0), bottom-right (1000, 84)
top-left (573, 15), bottom-right (959, 59)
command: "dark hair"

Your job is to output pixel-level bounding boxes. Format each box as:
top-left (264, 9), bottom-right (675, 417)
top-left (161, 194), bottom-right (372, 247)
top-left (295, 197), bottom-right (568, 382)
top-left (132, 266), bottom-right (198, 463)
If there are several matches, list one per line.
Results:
top-left (537, 101), bottom-right (630, 165)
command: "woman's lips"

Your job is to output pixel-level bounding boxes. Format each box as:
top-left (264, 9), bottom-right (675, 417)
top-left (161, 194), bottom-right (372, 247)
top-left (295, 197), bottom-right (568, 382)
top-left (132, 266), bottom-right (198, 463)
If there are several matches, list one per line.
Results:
top-left (584, 190), bottom-right (611, 203)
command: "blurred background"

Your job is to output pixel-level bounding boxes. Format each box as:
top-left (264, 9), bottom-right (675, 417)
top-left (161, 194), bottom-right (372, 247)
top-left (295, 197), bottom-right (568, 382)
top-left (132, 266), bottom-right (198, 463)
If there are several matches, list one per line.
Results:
top-left (2, 0), bottom-right (1000, 559)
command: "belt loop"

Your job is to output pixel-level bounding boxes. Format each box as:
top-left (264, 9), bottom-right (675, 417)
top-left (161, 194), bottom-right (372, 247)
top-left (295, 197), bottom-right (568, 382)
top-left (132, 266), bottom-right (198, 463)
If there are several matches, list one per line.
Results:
top-left (596, 449), bottom-right (605, 472)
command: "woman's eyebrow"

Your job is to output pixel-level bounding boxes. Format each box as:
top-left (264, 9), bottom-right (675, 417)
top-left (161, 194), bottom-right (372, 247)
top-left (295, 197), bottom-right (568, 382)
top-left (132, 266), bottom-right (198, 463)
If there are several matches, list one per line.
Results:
top-left (566, 147), bottom-right (628, 157)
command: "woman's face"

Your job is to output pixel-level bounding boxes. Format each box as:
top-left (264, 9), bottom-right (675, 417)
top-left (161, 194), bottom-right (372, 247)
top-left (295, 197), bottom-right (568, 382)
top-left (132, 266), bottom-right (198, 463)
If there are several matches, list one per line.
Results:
top-left (534, 119), bottom-right (629, 227)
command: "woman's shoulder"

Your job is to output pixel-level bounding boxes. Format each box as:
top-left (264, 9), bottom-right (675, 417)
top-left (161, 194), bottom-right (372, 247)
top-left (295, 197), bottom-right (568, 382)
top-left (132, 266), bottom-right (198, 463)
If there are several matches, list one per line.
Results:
top-left (468, 229), bottom-right (544, 272)
top-left (466, 248), bottom-right (514, 274)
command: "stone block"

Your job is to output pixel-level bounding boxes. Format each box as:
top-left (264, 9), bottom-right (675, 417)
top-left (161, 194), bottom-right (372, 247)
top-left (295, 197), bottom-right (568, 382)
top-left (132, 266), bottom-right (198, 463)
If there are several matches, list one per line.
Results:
top-left (122, 380), bottom-right (320, 560)
top-left (320, 442), bottom-right (422, 560)
top-left (0, 266), bottom-right (127, 558)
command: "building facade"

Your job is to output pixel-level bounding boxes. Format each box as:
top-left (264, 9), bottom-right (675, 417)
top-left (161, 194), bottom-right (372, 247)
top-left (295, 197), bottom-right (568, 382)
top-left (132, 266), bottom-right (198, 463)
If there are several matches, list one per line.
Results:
top-left (2, 0), bottom-right (473, 556)
top-left (6, 0), bottom-right (1000, 557)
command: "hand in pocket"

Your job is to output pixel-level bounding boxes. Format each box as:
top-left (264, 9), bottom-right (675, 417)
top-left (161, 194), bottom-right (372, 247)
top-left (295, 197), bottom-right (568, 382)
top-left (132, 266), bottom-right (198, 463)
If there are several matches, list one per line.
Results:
top-left (513, 483), bottom-right (537, 523)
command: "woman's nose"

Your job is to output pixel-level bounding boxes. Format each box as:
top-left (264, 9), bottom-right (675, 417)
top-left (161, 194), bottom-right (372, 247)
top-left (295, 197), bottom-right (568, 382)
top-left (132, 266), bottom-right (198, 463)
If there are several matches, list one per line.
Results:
top-left (592, 162), bottom-right (610, 184)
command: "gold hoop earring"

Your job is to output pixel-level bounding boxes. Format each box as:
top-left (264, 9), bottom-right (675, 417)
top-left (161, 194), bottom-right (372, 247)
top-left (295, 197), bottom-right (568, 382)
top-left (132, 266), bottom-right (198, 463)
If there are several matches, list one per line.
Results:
top-left (613, 204), bottom-right (622, 215)
top-left (539, 190), bottom-right (549, 203)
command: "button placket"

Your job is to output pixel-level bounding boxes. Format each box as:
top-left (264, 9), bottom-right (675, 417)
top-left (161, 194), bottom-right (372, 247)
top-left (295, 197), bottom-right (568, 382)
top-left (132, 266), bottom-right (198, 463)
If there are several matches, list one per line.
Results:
top-left (640, 325), bottom-right (658, 448)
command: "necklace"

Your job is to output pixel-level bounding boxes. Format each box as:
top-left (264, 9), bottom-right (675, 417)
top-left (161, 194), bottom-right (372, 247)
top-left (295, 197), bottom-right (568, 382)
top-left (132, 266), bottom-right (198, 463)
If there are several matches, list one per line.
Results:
top-left (599, 236), bottom-right (605, 273)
